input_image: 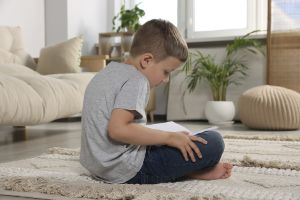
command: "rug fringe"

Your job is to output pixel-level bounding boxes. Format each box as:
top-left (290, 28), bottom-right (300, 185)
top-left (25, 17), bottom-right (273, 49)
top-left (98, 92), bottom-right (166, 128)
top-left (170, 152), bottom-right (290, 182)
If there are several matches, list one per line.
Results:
top-left (240, 156), bottom-right (300, 171)
top-left (0, 177), bottom-right (223, 200)
top-left (48, 147), bottom-right (80, 156)
top-left (223, 135), bottom-right (300, 141)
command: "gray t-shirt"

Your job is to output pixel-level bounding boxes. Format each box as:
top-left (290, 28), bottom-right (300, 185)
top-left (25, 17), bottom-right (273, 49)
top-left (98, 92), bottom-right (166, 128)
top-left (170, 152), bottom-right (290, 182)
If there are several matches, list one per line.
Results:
top-left (80, 62), bottom-right (149, 183)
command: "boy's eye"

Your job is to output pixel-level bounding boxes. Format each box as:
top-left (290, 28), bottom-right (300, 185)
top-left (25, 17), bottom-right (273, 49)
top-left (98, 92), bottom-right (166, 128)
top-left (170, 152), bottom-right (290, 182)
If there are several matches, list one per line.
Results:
top-left (164, 71), bottom-right (169, 75)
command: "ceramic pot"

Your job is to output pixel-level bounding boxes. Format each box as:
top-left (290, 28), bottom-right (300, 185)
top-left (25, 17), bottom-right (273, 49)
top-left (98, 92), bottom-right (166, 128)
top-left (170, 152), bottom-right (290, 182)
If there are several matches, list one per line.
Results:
top-left (204, 101), bottom-right (235, 124)
top-left (121, 32), bottom-right (134, 53)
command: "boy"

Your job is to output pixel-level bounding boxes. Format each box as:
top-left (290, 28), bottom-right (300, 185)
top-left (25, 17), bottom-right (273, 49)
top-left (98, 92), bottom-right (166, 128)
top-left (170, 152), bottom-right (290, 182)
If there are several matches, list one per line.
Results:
top-left (80, 19), bottom-right (232, 184)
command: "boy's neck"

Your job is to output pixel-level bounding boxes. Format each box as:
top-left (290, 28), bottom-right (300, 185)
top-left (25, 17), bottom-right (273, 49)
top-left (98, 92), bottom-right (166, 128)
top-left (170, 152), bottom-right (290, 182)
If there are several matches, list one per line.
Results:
top-left (124, 56), bottom-right (141, 71)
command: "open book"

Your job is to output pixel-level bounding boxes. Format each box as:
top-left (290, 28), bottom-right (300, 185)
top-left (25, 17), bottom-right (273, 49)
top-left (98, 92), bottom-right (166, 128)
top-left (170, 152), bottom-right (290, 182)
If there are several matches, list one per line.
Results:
top-left (145, 121), bottom-right (218, 136)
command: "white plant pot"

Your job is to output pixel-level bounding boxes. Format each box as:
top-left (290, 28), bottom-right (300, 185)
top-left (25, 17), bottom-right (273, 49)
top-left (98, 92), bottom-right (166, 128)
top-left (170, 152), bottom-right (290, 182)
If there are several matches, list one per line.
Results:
top-left (204, 101), bottom-right (235, 125)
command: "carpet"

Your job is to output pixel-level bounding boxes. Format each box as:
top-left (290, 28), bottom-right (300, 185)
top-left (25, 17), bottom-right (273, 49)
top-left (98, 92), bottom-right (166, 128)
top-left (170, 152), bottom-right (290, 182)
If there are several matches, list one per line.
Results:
top-left (0, 138), bottom-right (300, 200)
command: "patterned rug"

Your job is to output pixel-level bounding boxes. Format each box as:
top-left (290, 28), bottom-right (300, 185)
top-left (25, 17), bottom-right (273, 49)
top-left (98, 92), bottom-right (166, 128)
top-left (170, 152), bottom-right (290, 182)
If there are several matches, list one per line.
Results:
top-left (0, 138), bottom-right (300, 200)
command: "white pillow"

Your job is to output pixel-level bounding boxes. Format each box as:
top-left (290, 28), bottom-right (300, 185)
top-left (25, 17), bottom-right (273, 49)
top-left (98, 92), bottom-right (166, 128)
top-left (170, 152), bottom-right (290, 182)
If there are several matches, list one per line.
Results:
top-left (0, 49), bottom-right (21, 64)
top-left (37, 37), bottom-right (83, 75)
top-left (0, 26), bottom-right (37, 70)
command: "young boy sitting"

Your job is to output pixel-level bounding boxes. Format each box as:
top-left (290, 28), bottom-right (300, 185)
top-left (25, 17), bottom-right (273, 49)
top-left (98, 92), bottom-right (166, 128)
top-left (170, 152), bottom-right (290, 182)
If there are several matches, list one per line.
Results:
top-left (80, 19), bottom-right (232, 184)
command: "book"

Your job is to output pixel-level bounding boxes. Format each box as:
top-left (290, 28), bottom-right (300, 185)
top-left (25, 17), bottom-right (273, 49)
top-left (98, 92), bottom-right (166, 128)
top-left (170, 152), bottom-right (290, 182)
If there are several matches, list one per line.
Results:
top-left (145, 121), bottom-right (218, 136)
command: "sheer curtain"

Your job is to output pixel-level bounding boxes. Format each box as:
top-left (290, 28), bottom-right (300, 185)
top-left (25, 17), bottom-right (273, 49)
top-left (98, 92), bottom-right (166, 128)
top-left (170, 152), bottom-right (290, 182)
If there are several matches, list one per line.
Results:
top-left (267, 0), bottom-right (300, 92)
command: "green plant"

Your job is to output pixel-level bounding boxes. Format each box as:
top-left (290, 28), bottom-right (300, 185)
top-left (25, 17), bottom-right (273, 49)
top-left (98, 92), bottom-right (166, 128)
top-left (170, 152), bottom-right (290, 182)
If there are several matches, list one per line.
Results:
top-left (182, 31), bottom-right (265, 101)
top-left (112, 2), bottom-right (145, 32)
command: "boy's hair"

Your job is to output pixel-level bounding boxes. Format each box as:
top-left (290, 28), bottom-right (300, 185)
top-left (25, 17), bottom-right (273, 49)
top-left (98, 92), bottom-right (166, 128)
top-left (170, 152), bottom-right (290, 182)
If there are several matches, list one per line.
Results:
top-left (130, 19), bottom-right (188, 62)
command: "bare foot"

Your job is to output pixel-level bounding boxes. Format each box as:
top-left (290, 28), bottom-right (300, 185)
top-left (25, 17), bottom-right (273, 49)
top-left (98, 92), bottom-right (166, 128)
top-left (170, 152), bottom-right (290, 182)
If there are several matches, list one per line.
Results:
top-left (188, 163), bottom-right (233, 180)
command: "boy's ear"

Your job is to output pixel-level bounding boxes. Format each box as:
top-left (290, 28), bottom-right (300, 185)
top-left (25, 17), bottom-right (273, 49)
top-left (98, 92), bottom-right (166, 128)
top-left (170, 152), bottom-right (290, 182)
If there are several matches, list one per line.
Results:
top-left (140, 53), bottom-right (154, 69)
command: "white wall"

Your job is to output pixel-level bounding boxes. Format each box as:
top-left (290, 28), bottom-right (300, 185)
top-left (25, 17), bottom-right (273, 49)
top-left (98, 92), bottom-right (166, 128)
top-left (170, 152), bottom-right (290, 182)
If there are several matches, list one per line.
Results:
top-left (45, 0), bottom-right (68, 46)
top-left (0, 0), bottom-right (45, 57)
top-left (44, 0), bottom-right (108, 55)
top-left (67, 0), bottom-right (108, 55)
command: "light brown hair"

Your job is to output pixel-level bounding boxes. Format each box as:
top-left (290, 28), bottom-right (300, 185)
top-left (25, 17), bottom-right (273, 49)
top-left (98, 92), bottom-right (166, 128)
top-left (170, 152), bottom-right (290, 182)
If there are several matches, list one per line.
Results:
top-left (130, 19), bottom-right (188, 62)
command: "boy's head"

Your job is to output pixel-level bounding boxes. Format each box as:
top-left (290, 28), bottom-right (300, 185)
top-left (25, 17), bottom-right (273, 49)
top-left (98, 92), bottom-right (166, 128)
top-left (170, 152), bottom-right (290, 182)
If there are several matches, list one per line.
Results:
top-left (128, 19), bottom-right (188, 88)
top-left (130, 19), bottom-right (188, 63)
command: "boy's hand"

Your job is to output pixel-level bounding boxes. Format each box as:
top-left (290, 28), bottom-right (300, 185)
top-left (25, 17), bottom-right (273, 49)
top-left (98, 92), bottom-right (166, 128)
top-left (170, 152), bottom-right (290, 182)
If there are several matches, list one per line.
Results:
top-left (166, 132), bottom-right (207, 162)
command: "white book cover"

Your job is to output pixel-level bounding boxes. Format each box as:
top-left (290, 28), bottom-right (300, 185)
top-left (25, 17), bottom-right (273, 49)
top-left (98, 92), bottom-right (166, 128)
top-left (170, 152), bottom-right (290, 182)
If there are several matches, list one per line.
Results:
top-left (146, 121), bottom-right (218, 136)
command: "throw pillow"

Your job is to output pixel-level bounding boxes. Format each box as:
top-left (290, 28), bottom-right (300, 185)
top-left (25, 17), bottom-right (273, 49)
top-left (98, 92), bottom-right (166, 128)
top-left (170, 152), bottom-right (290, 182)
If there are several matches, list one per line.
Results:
top-left (0, 49), bottom-right (21, 64)
top-left (0, 26), bottom-right (37, 70)
top-left (36, 36), bottom-right (83, 75)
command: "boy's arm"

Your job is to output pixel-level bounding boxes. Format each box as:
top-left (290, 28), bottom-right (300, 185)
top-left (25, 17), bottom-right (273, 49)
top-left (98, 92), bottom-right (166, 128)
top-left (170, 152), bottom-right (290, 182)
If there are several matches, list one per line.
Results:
top-left (108, 108), bottom-right (170, 145)
top-left (108, 108), bottom-right (207, 162)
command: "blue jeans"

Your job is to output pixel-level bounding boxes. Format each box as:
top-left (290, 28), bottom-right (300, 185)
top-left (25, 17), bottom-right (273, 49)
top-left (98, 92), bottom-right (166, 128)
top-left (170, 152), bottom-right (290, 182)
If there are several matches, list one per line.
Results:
top-left (126, 131), bottom-right (224, 184)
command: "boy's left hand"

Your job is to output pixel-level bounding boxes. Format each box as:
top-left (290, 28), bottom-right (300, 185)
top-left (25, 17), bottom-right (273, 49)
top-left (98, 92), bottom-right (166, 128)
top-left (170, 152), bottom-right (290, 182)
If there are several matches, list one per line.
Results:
top-left (165, 131), bottom-right (207, 162)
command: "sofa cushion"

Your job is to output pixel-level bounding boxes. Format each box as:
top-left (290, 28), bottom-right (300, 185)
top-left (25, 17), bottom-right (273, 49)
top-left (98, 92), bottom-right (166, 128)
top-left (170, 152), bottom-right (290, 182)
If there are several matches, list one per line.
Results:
top-left (48, 72), bottom-right (96, 94)
top-left (0, 72), bottom-right (95, 126)
top-left (0, 26), bottom-right (37, 70)
top-left (0, 74), bottom-right (44, 125)
top-left (37, 37), bottom-right (83, 75)
top-left (0, 63), bottom-right (39, 76)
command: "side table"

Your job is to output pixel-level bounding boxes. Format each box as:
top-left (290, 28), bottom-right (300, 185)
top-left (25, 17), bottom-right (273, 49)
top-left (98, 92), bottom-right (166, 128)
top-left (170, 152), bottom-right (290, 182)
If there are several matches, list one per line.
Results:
top-left (146, 88), bottom-right (156, 122)
top-left (80, 55), bottom-right (108, 72)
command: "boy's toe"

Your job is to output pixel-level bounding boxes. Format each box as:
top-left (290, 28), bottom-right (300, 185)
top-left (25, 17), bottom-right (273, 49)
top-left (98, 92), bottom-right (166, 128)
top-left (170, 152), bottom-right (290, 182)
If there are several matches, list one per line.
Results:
top-left (224, 163), bottom-right (233, 169)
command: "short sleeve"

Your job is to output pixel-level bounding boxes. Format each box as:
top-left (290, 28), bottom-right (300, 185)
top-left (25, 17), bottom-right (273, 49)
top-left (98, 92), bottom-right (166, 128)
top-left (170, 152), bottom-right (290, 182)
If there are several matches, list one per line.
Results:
top-left (114, 76), bottom-right (149, 119)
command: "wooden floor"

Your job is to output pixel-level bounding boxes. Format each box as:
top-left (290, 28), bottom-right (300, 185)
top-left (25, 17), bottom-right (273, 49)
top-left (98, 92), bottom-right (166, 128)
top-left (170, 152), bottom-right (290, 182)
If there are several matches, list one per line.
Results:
top-left (0, 120), bottom-right (299, 199)
top-left (0, 121), bottom-right (82, 163)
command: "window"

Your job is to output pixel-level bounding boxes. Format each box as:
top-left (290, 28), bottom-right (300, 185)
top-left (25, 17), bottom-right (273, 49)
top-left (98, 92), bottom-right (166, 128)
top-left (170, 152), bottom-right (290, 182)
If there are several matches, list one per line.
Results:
top-left (133, 0), bottom-right (178, 26)
top-left (194, 0), bottom-right (248, 32)
top-left (271, 0), bottom-right (300, 31)
top-left (125, 0), bottom-right (267, 41)
top-left (187, 0), bottom-right (267, 41)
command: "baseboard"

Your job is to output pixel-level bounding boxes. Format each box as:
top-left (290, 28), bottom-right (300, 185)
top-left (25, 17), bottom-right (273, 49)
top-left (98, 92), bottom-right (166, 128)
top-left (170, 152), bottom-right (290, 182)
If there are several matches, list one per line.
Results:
top-left (150, 114), bottom-right (167, 122)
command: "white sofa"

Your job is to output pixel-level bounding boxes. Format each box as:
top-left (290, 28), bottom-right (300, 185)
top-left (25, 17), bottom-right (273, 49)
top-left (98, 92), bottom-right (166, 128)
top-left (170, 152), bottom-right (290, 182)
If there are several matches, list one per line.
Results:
top-left (0, 26), bottom-right (95, 126)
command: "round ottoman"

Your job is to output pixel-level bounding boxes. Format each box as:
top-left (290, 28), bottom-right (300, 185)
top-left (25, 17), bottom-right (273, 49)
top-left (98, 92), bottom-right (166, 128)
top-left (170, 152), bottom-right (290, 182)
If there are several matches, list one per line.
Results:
top-left (238, 85), bottom-right (300, 130)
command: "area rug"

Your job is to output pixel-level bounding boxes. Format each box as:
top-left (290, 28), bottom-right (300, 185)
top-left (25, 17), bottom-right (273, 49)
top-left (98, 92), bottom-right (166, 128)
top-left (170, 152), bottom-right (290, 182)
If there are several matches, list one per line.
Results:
top-left (0, 138), bottom-right (300, 200)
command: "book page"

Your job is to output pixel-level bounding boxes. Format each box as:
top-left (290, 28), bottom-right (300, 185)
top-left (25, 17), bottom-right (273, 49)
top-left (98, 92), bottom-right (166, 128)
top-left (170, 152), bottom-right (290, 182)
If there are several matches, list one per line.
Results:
top-left (146, 121), bottom-right (218, 136)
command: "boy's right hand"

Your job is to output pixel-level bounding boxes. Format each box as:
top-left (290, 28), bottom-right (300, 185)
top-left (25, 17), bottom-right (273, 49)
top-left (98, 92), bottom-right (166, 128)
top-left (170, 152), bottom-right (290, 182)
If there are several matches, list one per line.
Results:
top-left (165, 132), bottom-right (207, 162)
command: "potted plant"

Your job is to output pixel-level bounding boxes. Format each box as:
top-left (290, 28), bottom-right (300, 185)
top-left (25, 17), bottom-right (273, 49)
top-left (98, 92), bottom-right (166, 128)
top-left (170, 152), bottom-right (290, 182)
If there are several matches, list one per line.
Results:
top-left (112, 2), bottom-right (145, 33)
top-left (182, 31), bottom-right (265, 124)
top-left (112, 1), bottom-right (145, 54)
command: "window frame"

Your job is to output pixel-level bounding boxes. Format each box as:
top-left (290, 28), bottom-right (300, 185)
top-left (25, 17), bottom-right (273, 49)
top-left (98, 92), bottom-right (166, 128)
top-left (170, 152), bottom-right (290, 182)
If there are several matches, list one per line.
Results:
top-left (126, 0), bottom-right (267, 42)
top-left (186, 0), bottom-right (267, 42)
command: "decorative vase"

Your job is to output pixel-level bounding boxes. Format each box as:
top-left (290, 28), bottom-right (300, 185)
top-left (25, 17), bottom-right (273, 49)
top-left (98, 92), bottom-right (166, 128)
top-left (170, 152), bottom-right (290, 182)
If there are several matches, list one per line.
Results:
top-left (121, 32), bottom-right (134, 53)
top-left (204, 101), bottom-right (235, 125)
top-left (99, 34), bottom-right (112, 56)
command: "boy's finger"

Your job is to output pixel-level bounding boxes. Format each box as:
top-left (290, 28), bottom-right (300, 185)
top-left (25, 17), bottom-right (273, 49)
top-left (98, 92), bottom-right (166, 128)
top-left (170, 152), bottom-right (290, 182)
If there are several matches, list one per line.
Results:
top-left (192, 136), bottom-right (207, 144)
top-left (186, 145), bottom-right (196, 162)
top-left (189, 141), bottom-right (202, 159)
top-left (180, 148), bottom-right (188, 161)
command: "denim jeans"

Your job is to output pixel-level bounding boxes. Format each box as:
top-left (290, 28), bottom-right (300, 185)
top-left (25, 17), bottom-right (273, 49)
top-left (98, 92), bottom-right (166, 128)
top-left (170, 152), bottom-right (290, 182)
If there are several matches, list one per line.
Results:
top-left (126, 131), bottom-right (225, 184)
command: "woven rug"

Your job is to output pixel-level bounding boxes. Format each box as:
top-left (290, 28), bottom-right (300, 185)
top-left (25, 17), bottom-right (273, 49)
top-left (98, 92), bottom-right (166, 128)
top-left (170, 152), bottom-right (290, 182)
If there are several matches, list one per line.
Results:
top-left (0, 138), bottom-right (300, 200)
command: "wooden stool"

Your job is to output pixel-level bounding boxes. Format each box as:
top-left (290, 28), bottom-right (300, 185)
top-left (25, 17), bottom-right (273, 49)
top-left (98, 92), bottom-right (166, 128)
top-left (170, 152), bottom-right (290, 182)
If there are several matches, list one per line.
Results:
top-left (146, 89), bottom-right (156, 122)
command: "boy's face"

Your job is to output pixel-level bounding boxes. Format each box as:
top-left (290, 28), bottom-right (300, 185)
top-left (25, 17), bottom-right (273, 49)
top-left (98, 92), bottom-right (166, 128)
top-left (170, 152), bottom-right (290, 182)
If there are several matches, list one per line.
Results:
top-left (141, 55), bottom-right (182, 88)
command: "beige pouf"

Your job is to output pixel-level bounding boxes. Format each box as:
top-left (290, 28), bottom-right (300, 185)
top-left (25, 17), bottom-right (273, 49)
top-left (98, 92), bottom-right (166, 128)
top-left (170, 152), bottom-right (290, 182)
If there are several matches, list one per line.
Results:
top-left (239, 85), bottom-right (300, 130)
